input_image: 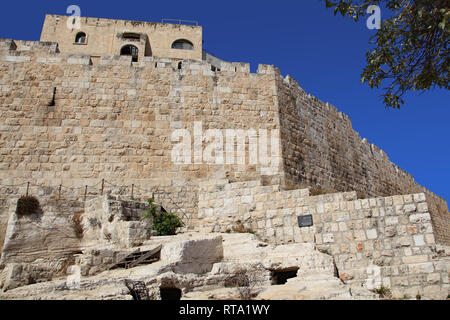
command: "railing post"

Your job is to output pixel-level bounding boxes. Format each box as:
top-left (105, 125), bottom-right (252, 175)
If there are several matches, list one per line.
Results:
top-left (101, 179), bottom-right (104, 195)
top-left (26, 182), bottom-right (30, 196)
top-left (59, 184), bottom-right (62, 200)
top-left (84, 185), bottom-right (88, 201)
top-left (131, 184), bottom-right (134, 200)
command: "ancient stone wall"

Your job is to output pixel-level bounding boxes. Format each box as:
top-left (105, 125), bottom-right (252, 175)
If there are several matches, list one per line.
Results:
top-left (0, 37), bottom-right (447, 252)
top-left (0, 194), bottom-right (84, 265)
top-left (0, 192), bottom-right (159, 289)
top-left (197, 179), bottom-right (449, 299)
top-left (275, 75), bottom-right (449, 245)
top-left (82, 195), bottom-right (151, 249)
top-left (0, 38), bottom-right (283, 228)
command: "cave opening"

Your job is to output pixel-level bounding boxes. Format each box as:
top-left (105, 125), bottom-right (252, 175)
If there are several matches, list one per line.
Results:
top-left (160, 287), bottom-right (182, 300)
top-left (271, 268), bottom-right (299, 285)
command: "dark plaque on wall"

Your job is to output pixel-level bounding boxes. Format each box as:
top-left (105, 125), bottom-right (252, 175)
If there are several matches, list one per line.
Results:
top-left (298, 215), bottom-right (313, 228)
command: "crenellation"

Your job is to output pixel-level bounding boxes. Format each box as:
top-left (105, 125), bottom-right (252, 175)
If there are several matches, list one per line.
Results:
top-left (0, 15), bottom-right (448, 300)
top-left (257, 64), bottom-right (280, 76)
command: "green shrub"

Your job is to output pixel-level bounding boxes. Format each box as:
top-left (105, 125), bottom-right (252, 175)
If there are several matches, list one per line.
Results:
top-left (374, 285), bottom-right (391, 298)
top-left (142, 199), bottom-right (184, 236)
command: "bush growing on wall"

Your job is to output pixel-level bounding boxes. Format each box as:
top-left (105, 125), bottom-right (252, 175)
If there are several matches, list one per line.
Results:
top-left (16, 196), bottom-right (40, 216)
top-left (142, 198), bottom-right (184, 236)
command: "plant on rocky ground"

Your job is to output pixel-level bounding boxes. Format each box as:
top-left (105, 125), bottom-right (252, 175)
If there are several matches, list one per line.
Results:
top-left (142, 198), bottom-right (184, 236)
top-left (374, 285), bottom-right (392, 298)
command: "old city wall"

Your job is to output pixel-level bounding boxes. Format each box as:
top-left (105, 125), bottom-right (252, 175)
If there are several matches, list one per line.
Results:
top-left (0, 37), bottom-right (448, 253)
top-left (0, 36), bottom-right (448, 296)
top-left (197, 179), bottom-right (449, 299)
top-left (0, 38), bottom-right (284, 252)
top-left (275, 75), bottom-right (449, 245)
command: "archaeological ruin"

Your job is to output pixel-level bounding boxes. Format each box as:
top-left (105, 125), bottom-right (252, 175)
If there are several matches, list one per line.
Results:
top-left (0, 14), bottom-right (448, 300)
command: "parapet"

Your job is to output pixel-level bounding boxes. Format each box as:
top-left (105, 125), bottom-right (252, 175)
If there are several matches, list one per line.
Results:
top-left (221, 61), bottom-right (250, 73)
top-left (0, 37), bottom-right (288, 82)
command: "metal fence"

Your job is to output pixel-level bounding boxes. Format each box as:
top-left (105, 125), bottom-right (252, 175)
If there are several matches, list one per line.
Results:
top-left (0, 179), bottom-right (192, 226)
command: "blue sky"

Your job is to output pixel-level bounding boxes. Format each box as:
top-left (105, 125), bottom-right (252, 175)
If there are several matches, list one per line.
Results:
top-left (1, 0), bottom-right (449, 202)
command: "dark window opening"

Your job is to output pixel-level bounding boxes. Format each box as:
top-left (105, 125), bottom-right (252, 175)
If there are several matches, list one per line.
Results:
top-left (48, 87), bottom-right (56, 106)
top-left (271, 268), bottom-right (299, 285)
top-left (75, 32), bottom-right (86, 44)
top-left (121, 45), bottom-right (139, 62)
top-left (178, 62), bottom-right (182, 70)
top-left (172, 39), bottom-right (194, 50)
top-left (160, 287), bottom-right (182, 300)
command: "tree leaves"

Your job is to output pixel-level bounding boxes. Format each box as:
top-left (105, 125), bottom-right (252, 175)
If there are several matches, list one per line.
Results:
top-left (323, 0), bottom-right (449, 108)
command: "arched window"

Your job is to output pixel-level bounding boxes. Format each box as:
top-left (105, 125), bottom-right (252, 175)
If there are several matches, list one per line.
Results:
top-left (121, 45), bottom-right (139, 62)
top-left (171, 39), bottom-right (194, 50)
top-left (75, 32), bottom-right (86, 44)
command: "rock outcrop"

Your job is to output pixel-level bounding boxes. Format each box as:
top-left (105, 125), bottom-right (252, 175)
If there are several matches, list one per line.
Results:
top-left (0, 232), bottom-right (379, 300)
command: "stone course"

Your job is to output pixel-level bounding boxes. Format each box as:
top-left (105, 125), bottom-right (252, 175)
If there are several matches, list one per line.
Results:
top-left (197, 179), bottom-right (449, 299)
top-left (0, 37), bottom-right (447, 248)
top-left (0, 28), bottom-right (449, 300)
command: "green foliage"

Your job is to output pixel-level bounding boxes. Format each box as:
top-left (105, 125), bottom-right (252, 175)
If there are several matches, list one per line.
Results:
top-left (323, 0), bottom-right (449, 108)
top-left (142, 198), bottom-right (184, 236)
top-left (374, 285), bottom-right (392, 298)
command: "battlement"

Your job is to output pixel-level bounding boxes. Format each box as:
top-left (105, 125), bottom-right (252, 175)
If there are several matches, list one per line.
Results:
top-left (0, 12), bottom-right (448, 300)
top-left (0, 37), bottom-right (446, 203)
top-left (0, 32), bottom-right (448, 253)
top-left (0, 38), bottom-right (280, 75)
